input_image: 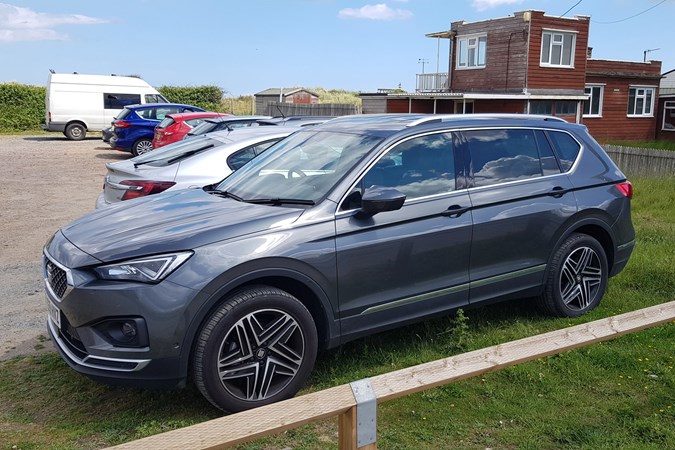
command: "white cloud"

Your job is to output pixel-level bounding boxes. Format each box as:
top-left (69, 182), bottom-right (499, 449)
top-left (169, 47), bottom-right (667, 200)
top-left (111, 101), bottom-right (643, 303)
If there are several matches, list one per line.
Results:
top-left (338, 3), bottom-right (413, 20)
top-left (471, 0), bottom-right (524, 12)
top-left (0, 3), bottom-right (107, 42)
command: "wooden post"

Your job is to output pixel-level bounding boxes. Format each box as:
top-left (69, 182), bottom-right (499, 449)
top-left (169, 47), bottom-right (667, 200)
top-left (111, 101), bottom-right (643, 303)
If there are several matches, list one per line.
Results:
top-left (338, 404), bottom-right (378, 449)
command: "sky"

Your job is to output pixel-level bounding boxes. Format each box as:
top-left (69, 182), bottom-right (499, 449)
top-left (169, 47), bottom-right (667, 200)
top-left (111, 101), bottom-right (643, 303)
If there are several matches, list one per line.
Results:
top-left (1, 0), bottom-right (673, 95)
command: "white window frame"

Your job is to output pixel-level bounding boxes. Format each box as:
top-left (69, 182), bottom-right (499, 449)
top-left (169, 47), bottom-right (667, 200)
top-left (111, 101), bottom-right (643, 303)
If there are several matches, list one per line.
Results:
top-left (540, 29), bottom-right (577, 68)
top-left (627, 85), bottom-right (656, 117)
top-left (583, 84), bottom-right (604, 117)
top-left (456, 33), bottom-right (487, 70)
top-left (662, 100), bottom-right (675, 131)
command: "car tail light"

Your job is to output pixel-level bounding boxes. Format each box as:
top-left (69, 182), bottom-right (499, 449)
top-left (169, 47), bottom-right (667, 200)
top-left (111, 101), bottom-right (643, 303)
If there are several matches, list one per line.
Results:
top-left (114, 120), bottom-right (131, 129)
top-left (120, 180), bottom-right (176, 201)
top-left (615, 181), bottom-right (633, 200)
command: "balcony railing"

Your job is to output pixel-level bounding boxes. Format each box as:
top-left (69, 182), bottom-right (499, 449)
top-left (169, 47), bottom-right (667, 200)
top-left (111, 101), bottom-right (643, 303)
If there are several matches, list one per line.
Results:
top-left (416, 72), bottom-right (449, 92)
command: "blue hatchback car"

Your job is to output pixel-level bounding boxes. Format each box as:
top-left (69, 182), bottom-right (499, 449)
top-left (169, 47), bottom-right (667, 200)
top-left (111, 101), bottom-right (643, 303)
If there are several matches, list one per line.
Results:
top-left (111, 103), bottom-right (205, 155)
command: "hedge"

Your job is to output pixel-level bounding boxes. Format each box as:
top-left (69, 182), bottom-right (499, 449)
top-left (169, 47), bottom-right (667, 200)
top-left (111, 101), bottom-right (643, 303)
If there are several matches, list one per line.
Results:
top-left (156, 85), bottom-right (225, 112)
top-left (0, 83), bottom-right (226, 133)
top-left (0, 83), bottom-right (46, 132)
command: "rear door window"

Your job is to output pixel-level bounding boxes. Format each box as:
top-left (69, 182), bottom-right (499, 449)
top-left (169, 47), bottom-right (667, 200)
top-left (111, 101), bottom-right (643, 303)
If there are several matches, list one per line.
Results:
top-left (104, 93), bottom-right (140, 109)
top-left (463, 129), bottom-right (543, 187)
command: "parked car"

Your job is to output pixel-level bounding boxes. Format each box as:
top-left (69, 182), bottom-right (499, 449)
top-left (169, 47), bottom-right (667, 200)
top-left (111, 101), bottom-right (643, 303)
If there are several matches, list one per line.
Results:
top-left (257, 115), bottom-right (335, 127)
top-left (152, 112), bottom-right (230, 149)
top-left (96, 126), bottom-right (300, 208)
top-left (183, 115), bottom-right (273, 139)
top-left (110, 103), bottom-right (205, 156)
top-left (101, 126), bottom-right (114, 143)
top-left (44, 114), bottom-right (634, 413)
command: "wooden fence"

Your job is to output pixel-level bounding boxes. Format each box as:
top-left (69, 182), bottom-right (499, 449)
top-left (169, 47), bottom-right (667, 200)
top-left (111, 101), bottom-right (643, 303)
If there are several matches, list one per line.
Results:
top-left (603, 145), bottom-right (675, 177)
top-left (107, 301), bottom-right (675, 450)
top-left (264, 102), bottom-right (360, 117)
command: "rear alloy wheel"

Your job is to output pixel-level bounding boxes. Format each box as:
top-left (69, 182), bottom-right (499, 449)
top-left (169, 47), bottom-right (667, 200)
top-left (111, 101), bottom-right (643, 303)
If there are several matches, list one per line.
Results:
top-left (538, 233), bottom-right (608, 317)
top-left (65, 123), bottom-right (86, 140)
top-left (132, 138), bottom-right (153, 156)
top-left (193, 286), bottom-right (317, 412)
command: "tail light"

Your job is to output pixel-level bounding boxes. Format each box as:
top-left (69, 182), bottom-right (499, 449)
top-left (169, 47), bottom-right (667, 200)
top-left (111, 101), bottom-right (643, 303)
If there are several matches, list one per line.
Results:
top-left (114, 120), bottom-right (131, 129)
top-left (615, 181), bottom-right (633, 200)
top-left (120, 180), bottom-right (176, 201)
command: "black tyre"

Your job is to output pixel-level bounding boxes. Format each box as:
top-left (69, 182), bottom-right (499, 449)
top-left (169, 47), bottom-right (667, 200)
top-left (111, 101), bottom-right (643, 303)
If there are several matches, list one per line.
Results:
top-left (193, 286), bottom-right (318, 412)
top-left (538, 233), bottom-right (608, 317)
top-left (132, 138), bottom-right (153, 156)
top-left (65, 123), bottom-right (86, 140)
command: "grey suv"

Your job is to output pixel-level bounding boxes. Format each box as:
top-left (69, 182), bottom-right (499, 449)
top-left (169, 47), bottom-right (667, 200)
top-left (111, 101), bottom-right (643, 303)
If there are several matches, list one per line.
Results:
top-left (43, 114), bottom-right (634, 412)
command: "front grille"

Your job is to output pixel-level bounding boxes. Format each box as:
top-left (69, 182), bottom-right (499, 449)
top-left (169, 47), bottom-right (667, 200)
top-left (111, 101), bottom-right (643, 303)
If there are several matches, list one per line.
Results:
top-left (45, 257), bottom-right (68, 299)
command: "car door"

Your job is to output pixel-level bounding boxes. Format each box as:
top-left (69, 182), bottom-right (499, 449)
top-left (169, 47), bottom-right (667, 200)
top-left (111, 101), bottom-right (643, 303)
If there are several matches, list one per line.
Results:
top-left (335, 131), bottom-right (473, 341)
top-left (460, 128), bottom-right (578, 304)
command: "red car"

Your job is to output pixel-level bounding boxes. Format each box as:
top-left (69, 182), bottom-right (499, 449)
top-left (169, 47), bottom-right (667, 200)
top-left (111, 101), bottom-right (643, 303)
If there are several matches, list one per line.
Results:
top-left (152, 112), bottom-right (230, 149)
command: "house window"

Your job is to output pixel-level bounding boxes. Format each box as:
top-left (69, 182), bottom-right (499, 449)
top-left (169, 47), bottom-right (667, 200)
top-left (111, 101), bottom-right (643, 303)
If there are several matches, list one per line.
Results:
top-left (540, 30), bottom-right (576, 67)
top-left (628, 86), bottom-right (655, 117)
top-left (457, 34), bottom-right (487, 69)
top-left (583, 85), bottom-right (604, 117)
top-left (663, 101), bottom-right (675, 131)
top-left (530, 100), bottom-right (576, 116)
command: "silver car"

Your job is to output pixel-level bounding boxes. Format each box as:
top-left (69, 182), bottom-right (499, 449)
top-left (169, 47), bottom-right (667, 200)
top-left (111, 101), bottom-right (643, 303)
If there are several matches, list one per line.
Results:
top-left (95, 126), bottom-right (299, 208)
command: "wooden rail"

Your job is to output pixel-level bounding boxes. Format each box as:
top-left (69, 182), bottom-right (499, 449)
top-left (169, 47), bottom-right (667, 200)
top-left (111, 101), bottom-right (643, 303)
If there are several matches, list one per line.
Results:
top-left (106, 301), bottom-right (675, 450)
top-left (603, 145), bottom-right (675, 177)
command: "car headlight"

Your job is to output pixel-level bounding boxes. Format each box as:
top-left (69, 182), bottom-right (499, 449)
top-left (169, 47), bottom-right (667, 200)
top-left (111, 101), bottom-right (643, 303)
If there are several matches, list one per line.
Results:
top-left (94, 252), bottom-right (193, 283)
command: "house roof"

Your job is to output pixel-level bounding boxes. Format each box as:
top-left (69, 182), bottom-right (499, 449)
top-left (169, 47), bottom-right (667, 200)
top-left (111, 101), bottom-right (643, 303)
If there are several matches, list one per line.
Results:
top-left (255, 87), bottom-right (319, 97)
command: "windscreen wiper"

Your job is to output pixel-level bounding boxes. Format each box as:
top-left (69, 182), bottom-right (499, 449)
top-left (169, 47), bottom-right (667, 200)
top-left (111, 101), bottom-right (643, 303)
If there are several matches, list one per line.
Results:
top-left (208, 189), bottom-right (244, 202)
top-left (244, 198), bottom-right (315, 206)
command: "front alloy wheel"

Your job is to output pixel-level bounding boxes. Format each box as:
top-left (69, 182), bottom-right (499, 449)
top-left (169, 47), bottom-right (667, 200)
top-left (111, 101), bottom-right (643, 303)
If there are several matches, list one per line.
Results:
top-left (193, 286), bottom-right (317, 412)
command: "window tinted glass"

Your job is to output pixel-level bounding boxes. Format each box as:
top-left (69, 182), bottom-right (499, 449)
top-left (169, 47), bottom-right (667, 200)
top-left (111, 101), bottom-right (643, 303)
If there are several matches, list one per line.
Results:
top-left (157, 117), bottom-right (174, 128)
top-left (362, 132), bottom-right (456, 200)
top-left (547, 131), bottom-right (580, 171)
top-left (228, 147), bottom-right (258, 171)
top-left (104, 93), bottom-right (140, 109)
top-left (534, 130), bottom-right (561, 176)
top-left (465, 129), bottom-right (542, 187)
top-left (116, 108), bottom-right (132, 120)
top-left (137, 107), bottom-right (180, 120)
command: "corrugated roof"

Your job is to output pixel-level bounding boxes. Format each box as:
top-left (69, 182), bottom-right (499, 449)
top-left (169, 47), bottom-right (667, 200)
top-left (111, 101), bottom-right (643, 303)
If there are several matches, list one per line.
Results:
top-left (255, 88), bottom-right (319, 97)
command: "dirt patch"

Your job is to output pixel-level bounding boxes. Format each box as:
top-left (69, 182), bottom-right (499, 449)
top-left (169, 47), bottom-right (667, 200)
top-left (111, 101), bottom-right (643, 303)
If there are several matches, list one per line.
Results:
top-left (0, 135), bottom-right (130, 359)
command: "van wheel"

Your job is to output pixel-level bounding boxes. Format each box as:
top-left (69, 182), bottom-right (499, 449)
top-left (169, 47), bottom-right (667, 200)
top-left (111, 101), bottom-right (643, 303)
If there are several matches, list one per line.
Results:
top-left (538, 233), bottom-right (608, 317)
top-left (193, 286), bottom-right (318, 413)
top-left (65, 123), bottom-right (86, 140)
top-left (132, 138), bottom-right (153, 156)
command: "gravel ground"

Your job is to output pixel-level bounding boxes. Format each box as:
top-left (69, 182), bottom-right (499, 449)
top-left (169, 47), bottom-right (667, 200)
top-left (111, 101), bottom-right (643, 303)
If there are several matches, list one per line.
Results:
top-left (0, 134), bottom-right (129, 359)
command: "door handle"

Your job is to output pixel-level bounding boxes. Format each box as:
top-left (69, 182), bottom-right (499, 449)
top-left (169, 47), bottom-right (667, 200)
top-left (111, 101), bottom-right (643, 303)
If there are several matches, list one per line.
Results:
top-left (548, 186), bottom-right (569, 198)
top-left (441, 204), bottom-right (470, 218)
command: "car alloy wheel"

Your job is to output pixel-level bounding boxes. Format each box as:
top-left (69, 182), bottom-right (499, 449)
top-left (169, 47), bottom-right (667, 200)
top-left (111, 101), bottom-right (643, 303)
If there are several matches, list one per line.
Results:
top-left (193, 286), bottom-right (317, 412)
top-left (538, 233), bottom-right (608, 317)
top-left (133, 139), bottom-right (153, 156)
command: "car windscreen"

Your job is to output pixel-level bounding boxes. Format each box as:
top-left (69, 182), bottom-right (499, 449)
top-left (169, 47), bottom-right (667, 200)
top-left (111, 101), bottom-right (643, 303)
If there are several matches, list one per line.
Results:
top-left (215, 130), bottom-right (382, 204)
top-left (132, 136), bottom-right (222, 167)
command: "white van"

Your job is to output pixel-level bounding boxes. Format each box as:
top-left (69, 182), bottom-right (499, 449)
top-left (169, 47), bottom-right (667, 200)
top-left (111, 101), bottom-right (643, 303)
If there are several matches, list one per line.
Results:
top-left (42, 72), bottom-right (169, 140)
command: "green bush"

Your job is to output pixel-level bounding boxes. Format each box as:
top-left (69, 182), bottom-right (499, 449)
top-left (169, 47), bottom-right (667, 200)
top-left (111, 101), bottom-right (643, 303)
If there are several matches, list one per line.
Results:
top-left (157, 85), bottom-right (225, 112)
top-left (0, 83), bottom-right (46, 132)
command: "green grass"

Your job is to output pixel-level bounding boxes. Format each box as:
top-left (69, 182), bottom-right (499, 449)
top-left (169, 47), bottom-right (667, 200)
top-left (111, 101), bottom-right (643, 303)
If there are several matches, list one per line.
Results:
top-left (1, 177), bottom-right (673, 449)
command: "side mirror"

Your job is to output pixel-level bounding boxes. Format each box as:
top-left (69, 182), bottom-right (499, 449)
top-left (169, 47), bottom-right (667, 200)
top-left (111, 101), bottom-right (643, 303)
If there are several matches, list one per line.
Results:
top-left (358, 187), bottom-right (406, 217)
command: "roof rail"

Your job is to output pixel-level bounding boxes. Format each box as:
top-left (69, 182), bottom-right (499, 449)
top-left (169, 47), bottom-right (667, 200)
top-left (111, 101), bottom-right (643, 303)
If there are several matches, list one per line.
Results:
top-left (406, 113), bottom-right (567, 127)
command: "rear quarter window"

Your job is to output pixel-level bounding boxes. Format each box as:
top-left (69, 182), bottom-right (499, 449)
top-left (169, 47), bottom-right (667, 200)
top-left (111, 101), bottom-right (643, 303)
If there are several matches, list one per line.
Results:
top-left (547, 131), bottom-right (581, 171)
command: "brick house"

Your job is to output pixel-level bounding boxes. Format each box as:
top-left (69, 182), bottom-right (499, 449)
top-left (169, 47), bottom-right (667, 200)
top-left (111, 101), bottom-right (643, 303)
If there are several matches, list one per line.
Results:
top-left (656, 69), bottom-right (675, 141)
top-left (362, 10), bottom-right (662, 141)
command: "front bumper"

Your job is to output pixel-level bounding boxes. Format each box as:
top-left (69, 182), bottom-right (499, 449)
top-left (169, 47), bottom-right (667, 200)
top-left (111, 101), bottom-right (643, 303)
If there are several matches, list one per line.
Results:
top-left (43, 235), bottom-right (198, 388)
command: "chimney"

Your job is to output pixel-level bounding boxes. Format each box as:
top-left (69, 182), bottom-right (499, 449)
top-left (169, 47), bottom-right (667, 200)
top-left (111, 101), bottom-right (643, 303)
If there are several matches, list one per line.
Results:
top-left (587, 47), bottom-right (593, 59)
